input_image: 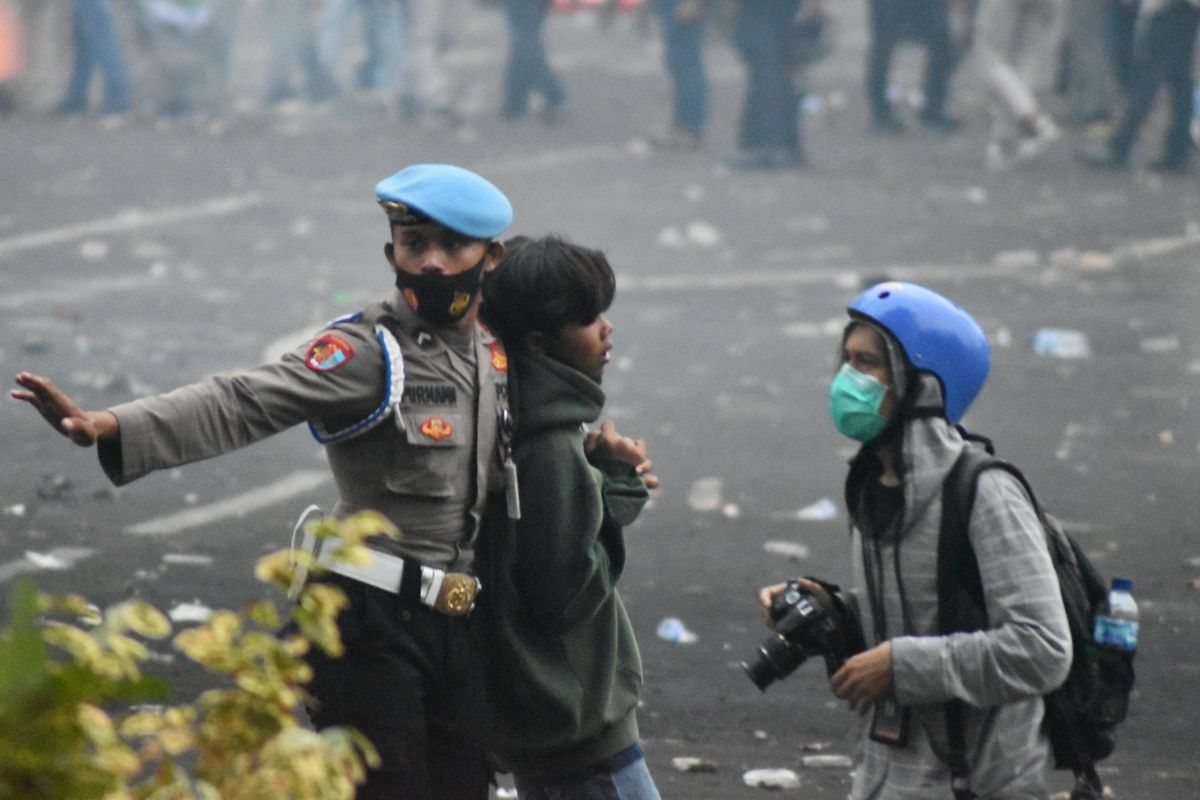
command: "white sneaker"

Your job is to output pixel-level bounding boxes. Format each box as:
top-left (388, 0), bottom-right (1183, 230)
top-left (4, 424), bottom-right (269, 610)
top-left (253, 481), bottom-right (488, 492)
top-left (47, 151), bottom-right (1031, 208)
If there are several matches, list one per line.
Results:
top-left (1014, 115), bottom-right (1061, 163)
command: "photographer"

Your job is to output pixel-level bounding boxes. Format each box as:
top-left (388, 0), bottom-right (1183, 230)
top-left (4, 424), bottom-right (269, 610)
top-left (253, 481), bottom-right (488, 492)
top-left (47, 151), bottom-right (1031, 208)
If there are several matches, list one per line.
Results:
top-left (759, 283), bottom-right (1071, 800)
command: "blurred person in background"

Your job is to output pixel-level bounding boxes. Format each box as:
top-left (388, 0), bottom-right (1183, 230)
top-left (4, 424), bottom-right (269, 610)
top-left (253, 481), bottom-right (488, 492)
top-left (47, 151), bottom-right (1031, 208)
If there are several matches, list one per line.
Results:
top-left (864, 0), bottom-right (964, 133)
top-left (0, 0), bottom-right (21, 113)
top-left (315, 0), bottom-right (404, 94)
top-left (1106, 0), bottom-right (1140, 92)
top-left (727, 0), bottom-right (806, 170)
top-left (1078, 0), bottom-right (1200, 173)
top-left (974, 0), bottom-right (1066, 170)
top-left (133, 0), bottom-right (242, 118)
top-left (499, 0), bottom-right (564, 123)
top-left (651, 0), bottom-right (708, 150)
top-left (1059, 0), bottom-right (1117, 126)
top-left (263, 0), bottom-right (338, 105)
top-left (59, 0), bottom-right (130, 115)
top-left (396, 0), bottom-right (460, 124)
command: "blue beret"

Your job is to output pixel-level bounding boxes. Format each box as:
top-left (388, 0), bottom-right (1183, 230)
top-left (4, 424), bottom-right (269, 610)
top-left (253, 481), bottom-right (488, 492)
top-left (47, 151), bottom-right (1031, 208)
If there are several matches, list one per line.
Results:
top-left (375, 164), bottom-right (513, 239)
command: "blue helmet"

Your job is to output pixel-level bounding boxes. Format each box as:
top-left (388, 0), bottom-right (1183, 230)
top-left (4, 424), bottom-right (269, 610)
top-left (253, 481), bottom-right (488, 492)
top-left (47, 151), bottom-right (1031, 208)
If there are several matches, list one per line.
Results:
top-left (848, 282), bottom-right (990, 423)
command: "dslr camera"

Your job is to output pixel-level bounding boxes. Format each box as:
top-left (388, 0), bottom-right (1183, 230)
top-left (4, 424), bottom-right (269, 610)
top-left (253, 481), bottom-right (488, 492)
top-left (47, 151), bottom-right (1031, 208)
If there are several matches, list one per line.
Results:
top-left (742, 579), bottom-right (866, 692)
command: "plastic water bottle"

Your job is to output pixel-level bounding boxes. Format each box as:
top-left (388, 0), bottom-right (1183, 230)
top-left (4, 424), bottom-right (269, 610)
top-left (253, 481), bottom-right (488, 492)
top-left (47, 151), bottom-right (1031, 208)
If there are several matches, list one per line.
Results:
top-left (1093, 577), bottom-right (1138, 652)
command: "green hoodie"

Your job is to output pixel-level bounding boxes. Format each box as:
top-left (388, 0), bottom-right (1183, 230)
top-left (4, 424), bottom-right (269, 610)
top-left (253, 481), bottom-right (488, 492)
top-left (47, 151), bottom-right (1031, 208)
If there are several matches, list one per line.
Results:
top-left (473, 350), bottom-right (650, 782)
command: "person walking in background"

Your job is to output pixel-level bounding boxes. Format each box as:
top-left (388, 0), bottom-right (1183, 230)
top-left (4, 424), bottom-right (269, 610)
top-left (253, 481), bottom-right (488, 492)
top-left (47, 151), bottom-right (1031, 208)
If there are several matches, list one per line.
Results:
top-left (59, 0), bottom-right (130, 115)
top-left (651, 0), bottom-right (707, 150)
top-left (263, 0), bottom-right (338, 105)
top-left (500, 0), bottom-right (564, 123)
top-left (864, 0), bottom-right (963, 133)
top-left (974, 0), bottom-right (1066, 170)
top-left (396, 0), bottom-right (461, 124)
top-left (727, 0), bottom-right (805, 170)
top-left (1078, 0), bottom-right (1200, 174)
top-left (1059, 0), bottom-right (1118, 125)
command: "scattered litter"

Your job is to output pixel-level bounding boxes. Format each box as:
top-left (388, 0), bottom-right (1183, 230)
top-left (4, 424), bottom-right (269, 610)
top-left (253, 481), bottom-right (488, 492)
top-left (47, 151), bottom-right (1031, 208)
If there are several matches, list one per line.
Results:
top-left (1158, 431), bottom-right (1174, 445)
top-left (79, 240), bottom-right (110, 260)
top-left (1190, 578), bottom-right (1200, 591)
top-left (764, 541), bottom-right (810, 561)
top-left (800, 741), bottom-right (829, 752)
top-left (994, 327), bottom-right (1013, 348)
top-left (655, 222), bottom-right (722, 250)
top-left (1031, 329), bottom-right (1091, 359)
top-left (1078, 251), bottom-right (1116, 271)
top-left (3, 503), bottom-right (26, 517)
top-left (722, 503), bottom-right (741, 519)
top-left (684, 184), bottom-right (706, 202)
top-left (657, 617), bottom-right (698, 644)
top-left (1048, 248), bottom-right (1079, 266)
top-left (162, 553), bottom-right (215, 567)
top-left (802, 754), bottom-right (853, 768)
top-left (1140, 336), bottom-right (1181, 354)
top-left (625, 137), bottom-right (652, 158)
top-left (1187, 361), bottom-right (1200, 375)
top-left (36, 473), bottom-right (74, 501)
top-left (754, 730), bottom-right (770, 740)
top-left (290, 218), bottom-right (313, 237)
top-left (495, 789), bottom-right (518, 799)
top-left (25, 550), bottom-right (69, 570)
top-left (687, 477), bottom-right (723, 512)
top-left (992, 249), bottom-right (1040, 269)
top-left (964, 186), bottom-right (988, 205)
top-left (184, 492), bottom-right (199, 505)
top-left (743, 768), bottom-right (801, 790)
top-left (790, 498), bottom-right (838, 521)
top-left (168, 601), bottom-right (213, 624)
top-left (672, 756), bottom-right (718, 773)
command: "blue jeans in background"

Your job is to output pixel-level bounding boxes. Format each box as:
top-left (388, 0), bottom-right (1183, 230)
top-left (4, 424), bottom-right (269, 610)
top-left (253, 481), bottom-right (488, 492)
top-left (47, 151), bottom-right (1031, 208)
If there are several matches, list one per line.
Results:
top-left (61, 0), bottom-right (130, 113)
top-left (515, 749), bottom-right (661, 800)
top-left (655, 0), bottom-right (707, 137)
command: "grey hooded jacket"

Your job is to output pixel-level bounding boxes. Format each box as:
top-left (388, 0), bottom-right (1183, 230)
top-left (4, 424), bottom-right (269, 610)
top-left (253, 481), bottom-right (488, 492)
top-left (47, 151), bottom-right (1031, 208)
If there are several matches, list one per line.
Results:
top-left (846, 414), bottom-right (1072, 800)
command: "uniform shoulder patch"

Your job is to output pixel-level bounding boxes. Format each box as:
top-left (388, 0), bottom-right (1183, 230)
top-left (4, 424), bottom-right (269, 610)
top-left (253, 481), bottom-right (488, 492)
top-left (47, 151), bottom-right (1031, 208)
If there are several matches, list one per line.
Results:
top-left (306, 333), bottom-right (355, 372)
top-left (489, 340), bottom-right (508, 373)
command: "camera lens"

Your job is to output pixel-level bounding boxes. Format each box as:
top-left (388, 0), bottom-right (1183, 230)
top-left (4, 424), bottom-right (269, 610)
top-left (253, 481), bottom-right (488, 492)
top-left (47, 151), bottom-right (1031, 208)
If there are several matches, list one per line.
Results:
top-left (741, 634), bottom-right (809, 692)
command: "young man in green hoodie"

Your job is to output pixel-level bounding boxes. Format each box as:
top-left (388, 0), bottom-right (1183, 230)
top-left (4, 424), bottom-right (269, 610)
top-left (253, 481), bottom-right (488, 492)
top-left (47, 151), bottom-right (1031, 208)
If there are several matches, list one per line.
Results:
top-left (475, 235), bottom-right (662, 800)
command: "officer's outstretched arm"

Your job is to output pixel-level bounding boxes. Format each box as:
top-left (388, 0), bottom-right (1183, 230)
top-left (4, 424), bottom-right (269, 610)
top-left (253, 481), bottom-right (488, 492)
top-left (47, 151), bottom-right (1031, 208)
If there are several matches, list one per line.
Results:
top-left (11, 372), bottom-right (119, 447)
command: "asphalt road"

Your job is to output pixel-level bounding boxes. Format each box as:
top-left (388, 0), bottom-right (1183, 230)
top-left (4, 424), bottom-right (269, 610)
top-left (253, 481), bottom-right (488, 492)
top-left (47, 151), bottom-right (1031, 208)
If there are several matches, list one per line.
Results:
top-left (2, 4), bottom-right (1199, 799)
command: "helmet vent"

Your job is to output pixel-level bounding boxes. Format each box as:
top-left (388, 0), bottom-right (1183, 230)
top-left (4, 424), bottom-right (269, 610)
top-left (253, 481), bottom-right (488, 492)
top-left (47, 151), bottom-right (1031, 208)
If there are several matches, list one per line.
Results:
top-left (878, 290), bottom-right (891, 299)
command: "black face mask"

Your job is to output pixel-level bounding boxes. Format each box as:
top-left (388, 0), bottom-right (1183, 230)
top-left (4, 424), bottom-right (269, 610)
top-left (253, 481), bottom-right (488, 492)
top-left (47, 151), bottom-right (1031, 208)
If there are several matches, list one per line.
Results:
top-left (393, 252), bottom-right (488, 327)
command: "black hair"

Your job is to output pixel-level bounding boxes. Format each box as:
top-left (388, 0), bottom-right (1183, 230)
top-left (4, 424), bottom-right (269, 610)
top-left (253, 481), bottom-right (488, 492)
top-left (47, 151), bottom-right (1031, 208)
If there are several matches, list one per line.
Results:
top-left (481, 235), bottom-right (616, 349)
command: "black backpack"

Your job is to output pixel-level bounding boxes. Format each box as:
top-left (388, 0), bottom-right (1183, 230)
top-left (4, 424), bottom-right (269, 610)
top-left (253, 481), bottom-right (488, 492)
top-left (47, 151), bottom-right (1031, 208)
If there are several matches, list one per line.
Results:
top-left (937, 435), bottom-right (1135, 800)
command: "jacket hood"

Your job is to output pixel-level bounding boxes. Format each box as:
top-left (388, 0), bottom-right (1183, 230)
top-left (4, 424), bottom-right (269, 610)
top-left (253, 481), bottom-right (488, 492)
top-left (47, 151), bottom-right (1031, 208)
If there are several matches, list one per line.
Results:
top-left (511, 350), bottom-right (605, 444)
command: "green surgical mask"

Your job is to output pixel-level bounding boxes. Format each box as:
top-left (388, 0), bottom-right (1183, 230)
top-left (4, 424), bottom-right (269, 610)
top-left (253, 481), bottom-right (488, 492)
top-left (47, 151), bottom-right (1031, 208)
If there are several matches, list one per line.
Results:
top-left (829, 363), bottom-right (890, 442)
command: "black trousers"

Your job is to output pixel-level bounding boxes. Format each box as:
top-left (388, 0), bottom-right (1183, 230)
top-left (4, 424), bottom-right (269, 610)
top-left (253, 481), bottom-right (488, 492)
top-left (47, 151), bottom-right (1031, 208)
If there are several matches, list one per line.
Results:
top-left (732, 0), bottom-right (802, 156)
top-left (1109, 1), bottom-right (1200, 164)
top-left (865, 0), bottom-right (956, 121)
top-left (304, 575), bottom-right (491, 800)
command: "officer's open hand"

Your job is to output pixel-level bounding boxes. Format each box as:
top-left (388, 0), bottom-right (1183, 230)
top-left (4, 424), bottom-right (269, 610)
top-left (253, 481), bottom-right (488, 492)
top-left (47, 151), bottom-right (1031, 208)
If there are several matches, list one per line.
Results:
top-left (11, 372), bottom-right (117, 447)
top-left (831, 641), bottom-right (893, 713)
top-left (585, 420), bottom-right (659, 490)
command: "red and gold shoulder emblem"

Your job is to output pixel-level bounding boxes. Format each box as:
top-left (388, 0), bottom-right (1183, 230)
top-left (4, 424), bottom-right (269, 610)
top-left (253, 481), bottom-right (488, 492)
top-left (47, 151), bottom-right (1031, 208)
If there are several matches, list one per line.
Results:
top-left (419, 416), bottom-right (454, 442)
top-left (489, 341), bottom-right (508, 373)
top-left (305, 333), bottom-right (355, 372)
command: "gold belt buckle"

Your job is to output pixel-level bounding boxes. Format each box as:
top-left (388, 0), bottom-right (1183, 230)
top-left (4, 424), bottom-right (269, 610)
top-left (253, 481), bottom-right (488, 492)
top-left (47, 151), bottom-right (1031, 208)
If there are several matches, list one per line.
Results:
top-left (435, 573), bottom-right (479, 615)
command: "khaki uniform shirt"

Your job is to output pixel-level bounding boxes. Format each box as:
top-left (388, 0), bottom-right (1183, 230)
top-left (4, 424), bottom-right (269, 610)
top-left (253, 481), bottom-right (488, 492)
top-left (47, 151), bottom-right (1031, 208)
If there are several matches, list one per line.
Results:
top-left (99, 290), bottom-right (509, 573)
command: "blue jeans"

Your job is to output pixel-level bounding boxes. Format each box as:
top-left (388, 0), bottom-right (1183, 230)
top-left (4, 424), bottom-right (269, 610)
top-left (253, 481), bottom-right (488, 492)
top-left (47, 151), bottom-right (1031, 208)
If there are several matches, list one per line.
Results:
top-left (655, 0), bottom-right (707, 135)
top-left (501, 0), bottom-right (563, 118)
top-left (515, 752), bottom-right (661, 800)
top-left (61, 0), bottom-right (130, 113)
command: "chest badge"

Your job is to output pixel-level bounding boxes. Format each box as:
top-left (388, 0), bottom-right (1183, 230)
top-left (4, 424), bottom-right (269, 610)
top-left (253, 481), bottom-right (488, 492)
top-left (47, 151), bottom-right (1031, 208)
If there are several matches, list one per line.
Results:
top-left (305, 333), bottom-right (355, 372)
top-left (419, 416), bottom-right (455, 442)
top-left (489, 341), bottom-right (508, 373)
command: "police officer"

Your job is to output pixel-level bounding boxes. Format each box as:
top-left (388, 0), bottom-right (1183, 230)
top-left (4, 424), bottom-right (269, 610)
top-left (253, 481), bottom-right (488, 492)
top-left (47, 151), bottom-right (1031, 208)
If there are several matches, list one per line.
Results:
top-left (11, 163), bottom-right (515, 800)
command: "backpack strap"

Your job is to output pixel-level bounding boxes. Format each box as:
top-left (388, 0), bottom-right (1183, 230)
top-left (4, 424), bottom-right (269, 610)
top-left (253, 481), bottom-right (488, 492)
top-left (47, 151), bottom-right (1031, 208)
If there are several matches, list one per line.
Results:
top-left (938, 445), bottom-right (1002, 800)
top-left (938, 443), bottom-right (1106, 800)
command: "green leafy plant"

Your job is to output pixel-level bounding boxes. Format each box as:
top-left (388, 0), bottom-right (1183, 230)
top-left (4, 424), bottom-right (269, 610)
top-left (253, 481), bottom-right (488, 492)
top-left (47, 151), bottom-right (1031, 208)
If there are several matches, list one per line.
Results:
top-left (0, 511), bottom-right (399, 800)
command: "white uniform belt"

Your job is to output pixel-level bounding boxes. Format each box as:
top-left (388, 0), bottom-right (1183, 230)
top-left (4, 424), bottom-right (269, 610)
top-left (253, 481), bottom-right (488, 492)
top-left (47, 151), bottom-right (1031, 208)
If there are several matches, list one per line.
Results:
top-left (315, 543), bottom-right (479, 616)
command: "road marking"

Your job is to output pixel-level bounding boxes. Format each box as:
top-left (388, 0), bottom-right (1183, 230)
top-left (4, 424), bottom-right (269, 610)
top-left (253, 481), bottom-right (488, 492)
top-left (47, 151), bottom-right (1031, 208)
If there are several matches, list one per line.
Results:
top-left (0, 193), bottom-right (264, 258)
top-left (0, 274), bottom-right (166, 310)
top-left (0, 547), bottom-right (96, 585)
top-left (126, 470), bottom-right (329, 536)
